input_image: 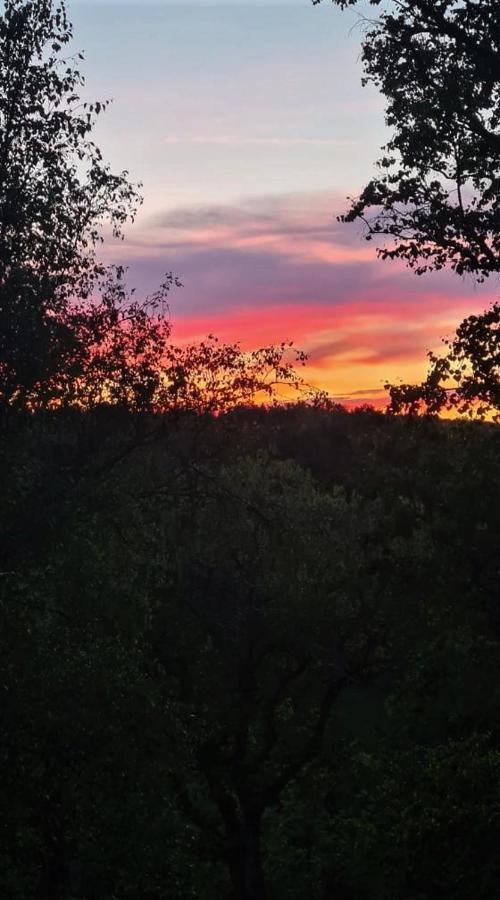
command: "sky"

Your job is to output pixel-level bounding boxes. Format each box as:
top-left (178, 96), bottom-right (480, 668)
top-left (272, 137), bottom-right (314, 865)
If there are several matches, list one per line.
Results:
top-left (68, 0), bottom-right (491, 405)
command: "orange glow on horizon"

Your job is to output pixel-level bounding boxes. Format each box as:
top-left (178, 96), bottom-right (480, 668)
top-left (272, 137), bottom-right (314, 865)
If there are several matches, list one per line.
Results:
top-left (169, 297), bottom-right (487, 407)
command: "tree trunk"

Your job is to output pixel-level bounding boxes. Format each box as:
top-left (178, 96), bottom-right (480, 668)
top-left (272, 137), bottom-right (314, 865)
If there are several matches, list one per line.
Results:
top-left (227, 811), bottom-right (267, 900)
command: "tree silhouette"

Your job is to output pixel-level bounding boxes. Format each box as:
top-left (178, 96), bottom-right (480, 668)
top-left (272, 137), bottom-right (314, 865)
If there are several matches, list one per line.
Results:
top-left (318, 0), bottom-right (500, 277)
top-left (318, 0), bottom-right (500, 417)
top-left (387, 302), bottom-right (500, 420)
top-left (0, 0), bottom-right (141, 408)
top-left (0, 0), bottom-right (307, 413)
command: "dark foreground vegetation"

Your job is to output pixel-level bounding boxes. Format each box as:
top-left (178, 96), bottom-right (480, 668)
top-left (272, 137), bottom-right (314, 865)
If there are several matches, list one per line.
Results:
top-left (1, 0), bottom-right (500, 897)
top-left (2, 404), bottom-right (500, 899)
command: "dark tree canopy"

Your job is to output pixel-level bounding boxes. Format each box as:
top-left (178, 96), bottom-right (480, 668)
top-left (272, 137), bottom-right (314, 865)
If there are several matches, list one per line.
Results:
top-left (316, 0), bottom-right (500, 418)
top-left (2, 5), bottom-right (500, 898)
top-left (387, 301), bottom-right (500, 420)
top-left (0, 0), bottom-right (139, 293)
top-left (317, 0), bottom-right (500, 279)
top-left (0, 0), bottom-right (308, 413)
top-left (0, 0), bottom-right (140, 408)
top-left (2, 405), bottom-right (500, 899)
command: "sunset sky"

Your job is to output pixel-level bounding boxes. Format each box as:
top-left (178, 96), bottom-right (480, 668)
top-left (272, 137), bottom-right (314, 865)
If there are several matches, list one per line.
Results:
top-left (70, 0), bottom-right (491, 405)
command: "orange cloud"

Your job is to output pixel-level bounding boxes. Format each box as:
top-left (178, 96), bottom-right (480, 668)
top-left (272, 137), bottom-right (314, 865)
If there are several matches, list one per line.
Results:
top-left (170, 296), bottom-right (488, 405)
top-left (101, 191), bottom-right (492, 406)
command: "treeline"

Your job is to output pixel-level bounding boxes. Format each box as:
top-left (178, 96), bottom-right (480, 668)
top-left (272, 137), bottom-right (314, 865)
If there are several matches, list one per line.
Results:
top-left (1, 1), bottom-right (500, 898)
top-left (1, 405), bottom-right (500, 898)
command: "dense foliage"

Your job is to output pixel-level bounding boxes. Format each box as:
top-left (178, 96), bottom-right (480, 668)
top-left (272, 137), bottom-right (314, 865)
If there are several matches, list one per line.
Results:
top-left (319, 0), bottom-right (500, 278)
top-left (317, 0), bottom-right (500, 420)
top-left (1, 2), bottom-right (500, 898)
top-left (0, 0), bottom-right (140, 408)
top-left (1, 406), bottom-right (500, 899)
top-left (0, 0), bottom-right (305, 412)
top-left (387, 302), bottom-right (500, 421)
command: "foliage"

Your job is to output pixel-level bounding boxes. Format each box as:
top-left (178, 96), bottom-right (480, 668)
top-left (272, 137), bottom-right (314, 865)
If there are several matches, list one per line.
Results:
top-left (387, 302), bottom-right (500, 420)
top-left (2, 3), bottom-right (500, 898)
top-left (138, 453), bottom-right (385, 898)
top-left (318, 0), bottom-right (500, 278)
top-left (2, 407), bottom-right (500, 898)
top-left (0, 0), bottom-right (142, 406)
top-left (7, 263), bottom-right (306, 413)
top-left (317, 0), bottom-right (500, 419)
top-left (0, 0), bottom-right (138, 288)
top-left (0, 0), bottom-right (307, 414)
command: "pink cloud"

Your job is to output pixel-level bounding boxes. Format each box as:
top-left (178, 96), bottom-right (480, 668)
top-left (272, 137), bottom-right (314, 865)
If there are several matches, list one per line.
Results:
top-left (101, 191), bottom-right (493, 404)
top-left (169, 295), bottom-right (489, 404)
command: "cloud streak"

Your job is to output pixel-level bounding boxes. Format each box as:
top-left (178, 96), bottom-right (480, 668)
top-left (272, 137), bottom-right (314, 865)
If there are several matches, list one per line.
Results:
top-left (102, 191), bottom-right (491, 403)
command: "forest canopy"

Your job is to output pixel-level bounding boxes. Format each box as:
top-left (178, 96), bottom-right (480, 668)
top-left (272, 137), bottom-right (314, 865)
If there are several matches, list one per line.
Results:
top-left (1, 2), bottom-right (500, 900)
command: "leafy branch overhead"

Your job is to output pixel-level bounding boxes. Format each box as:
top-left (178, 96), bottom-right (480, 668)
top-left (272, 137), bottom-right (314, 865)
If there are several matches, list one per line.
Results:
top-left (318, 0), bottom-right (500, 278)
top-left (0, 0), bottom-right (140, 292)
top-left (316, 0), bottom-right (500, 419)
top-left (0, 0), bottom-right (309, 413)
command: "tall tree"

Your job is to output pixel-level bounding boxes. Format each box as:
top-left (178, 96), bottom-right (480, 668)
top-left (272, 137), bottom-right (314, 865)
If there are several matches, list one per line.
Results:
top-left (0, 0), bottom-right (138, 287)
top-left (126, 454), bottom-right (388, 900)
top-left (0, 1), bottom-right (308, 413)
top-left (0, 0), bottom-right (139, 408)
top-left (317, 0), bottom-right (500, 278)
top-left (317, 0), bottom-right (500, 416)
